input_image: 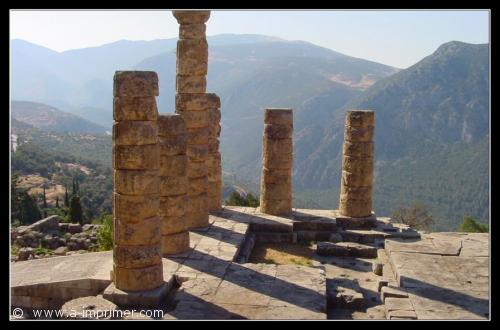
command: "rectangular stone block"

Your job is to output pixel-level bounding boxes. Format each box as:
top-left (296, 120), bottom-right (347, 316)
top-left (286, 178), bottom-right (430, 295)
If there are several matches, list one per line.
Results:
top-left (113, 193), bottom-right (159, 224)
top-left (176, 93), bottom-right (220, 111)
top-left (179, 23), bottom-right (206, 39)
top-left (176, 75), bottom-right (206, 93)
top-left (159, 176), bottom-right (188, 196)
top-left (208, 140), bottom-right (220, 154)
top-left (187, 159), bottom-right (208, 178)
top-left (264, 124), bottom-right (293, 140)
top-left (188, 176), bottom-right (208, 196)
top-left (339, 200), bottom-right (373, 218)
top-left (185, 193), bottom-right (208, 228)
top-left (341, 155), bottom-right (374, 173)
top-left (114, 97), bottom-right (158, 121)
top-left (159, 195), bottom-right (188, 218)
top-left (160, 215), bottom-right (187, 235)
top-left (173, 10), bottom-right (211, 24)
top-left (114, 71), bottom-right (159, 97)
top-left (114, 170), bottom-right (159, 195)
top-left (113, 121), bottom-right (158, 146)
top-left (114, 244), bottom-right (162, 268)
top-left (162, 231), bottom-right (190, 255)
top-left (176, 39), bottom-right (208, 76)
top-left (187, 145), bottom-right (209, 161)
top-left (344, 125), bottom-right (374, 142)
top-left (157, 114), bottom-right (186, 138)
top-left (259, 198), bottom-right (292, 216)
top-left (160, 154), bottom-right (188, 177)
top-left (159, 136), bottom-right (187, 156)
top-left (345, 110), bottom-right (374, 128)
top-left (186, 126), bottom-right (211, 144)
top-left (114, 216), bottom-right (161, 246)
top-left (340, 186), bottom-right (372, 200)
top-left (113, 263), bottom-right (164, 291)
top-left (261, 167), bottom-right (291, 184)
top-left (177, 110), bottom-right (209, 129)
top-left (342, 141), bottom-right (374, 157)
top-left (264, 108), bottom-right (293, 125)
top-left (263, 137), bottom-right (293, 157)
top-left (113, 144), bottom-right (159, 170)
top-left (207, 181), bottom-right (221, 197)
top-left (261, 182), bottom-right (291, 201)
top-left (341, 169), bottom-right (373, 188)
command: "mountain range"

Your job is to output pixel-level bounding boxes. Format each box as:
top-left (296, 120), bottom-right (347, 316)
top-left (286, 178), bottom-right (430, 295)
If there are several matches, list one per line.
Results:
top-left (10, 36), bottom-right (489, 230)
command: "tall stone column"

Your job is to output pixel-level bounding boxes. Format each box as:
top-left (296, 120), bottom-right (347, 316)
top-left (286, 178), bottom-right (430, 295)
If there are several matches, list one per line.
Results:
top-left (105, 71), bottom-right (168, 306)
top-left (173, 10), bottom-right (221, 228)
top-left (158, 114), bottom-right (190, 255)
top-left (339, 110), bottom-right (375, 218)
top-left (260, 108), bottom-right (293, 215)
top-left (207, 105), bottom-right (222, 211)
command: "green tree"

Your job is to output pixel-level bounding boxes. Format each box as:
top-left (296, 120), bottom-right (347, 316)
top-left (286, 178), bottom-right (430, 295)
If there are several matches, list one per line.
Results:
top-left (55, 196), bottom-right (59, 208)
top-left (391, 202), bottom-right (434, 230)
top-left (225, 190), bottom-right (260, 207)
top-left (69, 194), bottom-right (83, 224)
top-left (458, 216), bottom-right (488, 233)
top-left (64, 185), bottom-right (69, 207)
top-left (11, 174), bottom-right (21, 224)
top-left (42, 187), bottom-right (47, 208)
top-left (96, 213), bottom-right (113, 251)
top-left (19, 191), bottom-right (42, 225)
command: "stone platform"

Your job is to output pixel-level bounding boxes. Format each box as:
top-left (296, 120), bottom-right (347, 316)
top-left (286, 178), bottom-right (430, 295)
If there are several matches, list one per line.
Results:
top-left (10, 206), bottom-right (490, 320)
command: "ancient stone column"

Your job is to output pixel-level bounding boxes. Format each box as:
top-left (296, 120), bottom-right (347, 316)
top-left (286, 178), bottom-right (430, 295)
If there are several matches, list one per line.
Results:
top-left (339, 110), bottom-right (375, 218)
top-left (173, 10), bottom-right (221, 228)
top-left (111, 71), bottom-right (164, 292)
top-left (158, 114), bottom-right (190, 255)
top-left (207, 104), bottom-right (222, 211)
top-left (260, 109), bottom-right (293, 215)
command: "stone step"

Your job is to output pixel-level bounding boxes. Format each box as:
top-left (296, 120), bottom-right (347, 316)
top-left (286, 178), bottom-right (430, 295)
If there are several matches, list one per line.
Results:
top-left (253, 232), bottom-right (297, 243)
top-left (293, 220), bottom-right (337, 232)
top-left (338, 229), bottom-right (388, 243)
top-left (326, 278), bottom-right (364, 309)
top-left (296, 231), bottom-right (334, 243)
top-left (249, 222), bottom-right (293, 233)
top-left (316, 242), bottom-right (378, 258)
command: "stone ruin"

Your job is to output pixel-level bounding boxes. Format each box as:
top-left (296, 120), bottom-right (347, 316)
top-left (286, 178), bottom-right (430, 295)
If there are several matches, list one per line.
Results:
top-left (10, 10), bottom-right (489, 320)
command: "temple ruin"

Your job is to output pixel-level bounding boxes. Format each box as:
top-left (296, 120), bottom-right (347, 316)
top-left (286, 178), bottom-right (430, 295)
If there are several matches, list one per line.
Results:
top-left (10, 10), bottom-right (489, 321)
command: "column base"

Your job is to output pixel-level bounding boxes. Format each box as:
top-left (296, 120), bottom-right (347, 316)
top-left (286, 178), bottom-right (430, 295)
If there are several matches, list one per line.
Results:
top-left (102, 281), bottom-right (172, 308)
top-left (333, 210), bottom-right (377, 229)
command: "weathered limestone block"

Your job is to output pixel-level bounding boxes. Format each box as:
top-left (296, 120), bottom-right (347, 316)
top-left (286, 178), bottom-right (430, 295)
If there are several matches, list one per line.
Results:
top-left (113, 263), bottom-right (164, 292)
top-left (179, 23), bottom-right (206, 39)
top-left (187, 159), bottom-right (208, 178)
top-left (341, 155), bottom-right (374, 173)
top-left (159, 136), bottom-right (188, 156)
top-left (113, 121), bottom-right (158, 146)
top-left (113, 217), bottom-right (161, 246)
top-left (185, 194), bottom-right (208, 228)
top-left (161, 231), bottom-right (190, 255)
top-left (113, 71), bottom-right (159, 97)
top-left (187, 145), bottom-right (209, 161)
top-left (260, 108), bottom-right (293, 215)
top-left (114, 245), bottom-right (162, 268)
top-left (186, 127), bottom-right (211, 144)
top-left (159, 195), bottom-right (188, 218)
top-left (113, 144), bottom-right (159, 170)
top-left (159, 154), bottom-right (188, 177)
top-left (339, 200), bottom-right (372, 218)
top-left (113, 193), bottom-right (159, 224)
top-left (176, 93), bottom-right (221, 112)
top-left (342, 141), bottom-right (374, 157)
top-left (114, 97), bottom-right (158, 121)
top-left (178, 110), bottom-right (209, 129)
top-left (344, 125), bottom-right (374, 142)
top-left (114, 170), bottom-right (159, 195)
top-left (344, 109), bottom-right (375, 128)
top-left (208, 140), bottom-right (220, 154)
top-left (160, 215), bottom-right (187, 235)
top-left (340, 186), bottom-right (373, 201)
top-left (188, 176), bottom-right (208, 196)
top-left (159, 175), bottom-right (188, 196)
top-left (176, 75), bottom-right (207, 93)
top-left (173, 10), bottom-right (211, 24)
top-left (341, 169), bottom-right (373, 187)
top-left (157, 113), bottom-right (186, 137)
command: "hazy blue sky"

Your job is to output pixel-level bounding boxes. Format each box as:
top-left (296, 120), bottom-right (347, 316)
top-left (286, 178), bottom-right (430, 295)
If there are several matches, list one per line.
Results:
top-left (10, 10), bottom-right (489, 68)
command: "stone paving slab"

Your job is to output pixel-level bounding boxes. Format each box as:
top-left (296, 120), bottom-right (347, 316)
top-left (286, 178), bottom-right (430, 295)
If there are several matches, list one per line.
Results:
top-left (385, 232), bottom-right (489, 320)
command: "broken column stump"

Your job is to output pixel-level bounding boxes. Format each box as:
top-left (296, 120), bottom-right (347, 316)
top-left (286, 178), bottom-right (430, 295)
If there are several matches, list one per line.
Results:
top-left (105, 71), bottom-right (169, 307)
top-left (260, 108), bottom-right (293, 215)
top-left (158, 114), bottom-right (190, 255)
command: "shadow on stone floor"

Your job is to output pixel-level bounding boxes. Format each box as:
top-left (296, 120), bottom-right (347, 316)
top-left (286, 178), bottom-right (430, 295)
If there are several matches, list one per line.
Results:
top-left (177, 249), bottom-right (324, 313)
top-left (193, 223), bottom-right (246, 246)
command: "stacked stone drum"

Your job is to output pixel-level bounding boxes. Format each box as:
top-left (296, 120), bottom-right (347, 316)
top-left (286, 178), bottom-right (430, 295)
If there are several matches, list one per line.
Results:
top-left (173, 10), bottom-right (221, 228)
top-left (207, 105), bottom-right (222, 211)
top-left (339, 110), bottom-right (375, 218)
top-left (260, 108), bottom-right (293, 215)
top-left (112, 71), bottom-right (164, 291)
top-left (158, 114), bottom-right (190, 255)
